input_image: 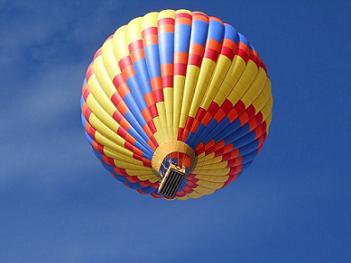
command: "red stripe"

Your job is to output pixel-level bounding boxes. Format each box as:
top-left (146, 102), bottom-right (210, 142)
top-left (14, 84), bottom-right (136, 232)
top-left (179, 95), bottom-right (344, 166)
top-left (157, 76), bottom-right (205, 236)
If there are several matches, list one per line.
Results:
top-left (118, 56), bottom-right (132, 70)
top-left (93, 48), bottom-right (102, 60)
top-left (193, 12), bottom-right (208, 22)
top-left (208, 102), bottom-right (220, 115)
top-left (153, 89), bottom-right (164, 103)
top-left (82, 104), bottom-right (92, 120)
top-left (204, 48), bottom-right (219, 61)
top-left (176, 12), bottom-right (192, 20)
top-left (111, 92), bottom-right (122, 106)
top-left (188, 54), bottom-right (202, 67)
top-left (148, 104), bottom-right (158, 118)
top-left (85, 121), bottom-right (96, 138)
top-left (142, 27), bottom-right (158, 37)
top-left (174, 63), bottom-right (187, 75)
top-left (161, 75), bottom-right (173, 87)
top-left (237, 48), bottom-right (250, 62)
top-left (177, 128), bottom-right (184, 140)
top-left (112, 110), bottom-right (123, 122)
top-left (85, 65), bottom-right (93, 80)
top-left (158, 17), bottom-right (175, 25)
top-left (221, 46), bottom-right (235, 60)
top-left (92, 141), bottom-right (103, 154)
top-left (82, 85), bottom-right (90, 101)
top-left (128, 40), bottom-right (143, 52)
top-left (113, 74), bottom-right (124, 88)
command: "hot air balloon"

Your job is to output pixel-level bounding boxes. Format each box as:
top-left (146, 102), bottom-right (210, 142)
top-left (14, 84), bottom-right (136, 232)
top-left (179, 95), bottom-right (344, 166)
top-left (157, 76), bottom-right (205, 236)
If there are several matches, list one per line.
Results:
top-left (81, 9), bottom-right (273, 200)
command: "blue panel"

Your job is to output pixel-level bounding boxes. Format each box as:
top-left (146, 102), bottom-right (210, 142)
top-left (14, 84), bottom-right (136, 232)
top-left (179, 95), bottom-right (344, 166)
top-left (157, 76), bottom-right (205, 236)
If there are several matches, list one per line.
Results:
top-left (126, 77), bottom-right (147, 109)
top-left (144, 45), bottom-right (161, 78)
top-left (174, 24), bottom-right (191, 52)
top-left (135, 141), bottom-right (152, 159)
top-left (159, 32), bottom-right (174, 64)
top-left (242, 160), bottom-right (253, 169)
top-left (223, 123), bottom-right (250, 143)
top-left (124, 111), bottom-right (149, 142)
top-left (186, 123), bottom-right (207, 147)
top-left (242, 150), bottom-right (258, 163)
top-left (207, 20), bottom-right (224, 42)
top-left (127, 126), bottom-right (152, 153)
top-left (84, 131), bottom-right (93, 146)
top-left (125, 182), bottom-right (142, 189)
top-left (102, 162), bottom-right (115, 173)
top-left (191, 20), bottom-right (208, 45)
top-left (141, 186), bottom-right (157, 194)
top-left (123, 94), bottom-right (146, 126)
top-left (80, 111), bottom-right (87, 126)
top-left (234, 131), bottom-right (257, 149)
top-left (238, 32), bottom-right (249, 46)
top-left (132, 59), bottom-right (152, 95)
top-left (223, 23), bottom-right (239, 43)
top-left (80, 96), bottom-right (84, 109)
top-left (113, 174), bottom-right (128, 183)
top-left (93, 150), bottom-right (103, 161)
top-left (210, 119), bottom-right (233, 142)
top-left (238, 139), bottom-right (259, 155)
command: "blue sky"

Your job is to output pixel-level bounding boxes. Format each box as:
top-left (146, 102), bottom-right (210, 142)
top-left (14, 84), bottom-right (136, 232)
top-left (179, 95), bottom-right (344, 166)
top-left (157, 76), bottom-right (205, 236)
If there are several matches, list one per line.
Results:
top-left (1, 0), bottom-right (350, 262)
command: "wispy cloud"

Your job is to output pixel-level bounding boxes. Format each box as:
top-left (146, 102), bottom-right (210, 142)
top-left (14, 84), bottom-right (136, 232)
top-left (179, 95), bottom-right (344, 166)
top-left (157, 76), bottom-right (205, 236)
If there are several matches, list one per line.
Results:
top-left (0, 1), bottom-right (127, 188)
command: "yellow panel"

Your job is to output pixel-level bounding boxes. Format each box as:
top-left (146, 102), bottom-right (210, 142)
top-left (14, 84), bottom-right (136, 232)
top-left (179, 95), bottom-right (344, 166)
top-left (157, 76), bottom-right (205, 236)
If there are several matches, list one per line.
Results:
top-left (188, 59), bottom-right (216, 117)
top-left (104, 147), bottom-right (144, 166)
top-left (173, 75), bottom-right (185, 133)
top-left (85, 95), bottom-right (119, 133)
top-left (196, 152), bottom-right (223, 164)
top-left (212, 56), bottom-right (246, 106)
top-left (251, 78), bottom-right (272, 113)
top-left (113, 160), bottom-right (143, 170)
top-left (175, 9), bottom-right (192, 15)
top-left (200, 56), bottom-right (232, 110)
top-left (192, 185), bottom-right (217, 195)
top-left (112, 26), bottom-right (129, 60)
top-left (194, 174), bottom-right (228, 183)
top-left (158, 9), bottom-right (176, 19)
top-left (142, 12), bottom-right (158, 29)
top-left (195, 180), bottom-right (224, 189)
top-left (94, 132), bottom-right (132, 157)
top-left (101, 39), bottom-right (120, 81)
top-left (261, 97), bottom-right (273, 122)
top-left (100, 146), bottom-right (139, 165)
top-left (125, 168), bottom-right (154, 176)
top-left (88, 113), bottom-right (124, 147)
top-left (241, 67), bottom-right (267, 106)
top-left (126, 17), bottom-right (142, 44)
top-left (91, 58), bottom-right (119, 115)
top-left (227, 60), bottom-right (258, 105)
top-left (163, 88), bottom-right (175, 139)
top-left (180, 66), bottom-right (200, 128)
top-left (187, 191), bottom-right (204, 199)
top-left (194, 167), bottom-right (230, 176)
top-left (195, 155), bottom-right (227, 167)
top-left (194, 160), bottom-right (228, 170)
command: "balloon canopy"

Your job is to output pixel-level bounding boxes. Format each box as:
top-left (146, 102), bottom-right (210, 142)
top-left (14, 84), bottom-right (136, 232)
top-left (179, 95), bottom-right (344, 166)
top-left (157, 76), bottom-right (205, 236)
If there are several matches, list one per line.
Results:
top-left (81, 9), bottom-right (273, 200)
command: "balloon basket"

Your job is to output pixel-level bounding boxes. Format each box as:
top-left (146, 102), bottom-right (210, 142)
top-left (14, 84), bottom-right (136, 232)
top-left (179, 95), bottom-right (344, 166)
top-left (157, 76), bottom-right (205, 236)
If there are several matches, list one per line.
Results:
top-left (158, 163), bottom-right (185, 199)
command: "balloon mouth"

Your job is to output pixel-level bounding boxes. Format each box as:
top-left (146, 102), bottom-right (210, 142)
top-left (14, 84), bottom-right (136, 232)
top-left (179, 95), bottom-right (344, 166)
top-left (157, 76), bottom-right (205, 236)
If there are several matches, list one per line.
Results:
top-left (152, 141), bottom-right (196, 199)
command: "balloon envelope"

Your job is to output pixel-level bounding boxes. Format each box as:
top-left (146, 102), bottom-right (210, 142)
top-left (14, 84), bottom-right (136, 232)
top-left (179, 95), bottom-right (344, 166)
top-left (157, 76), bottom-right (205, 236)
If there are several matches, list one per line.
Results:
top-left (81, 9), bottom-right (273, 200)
